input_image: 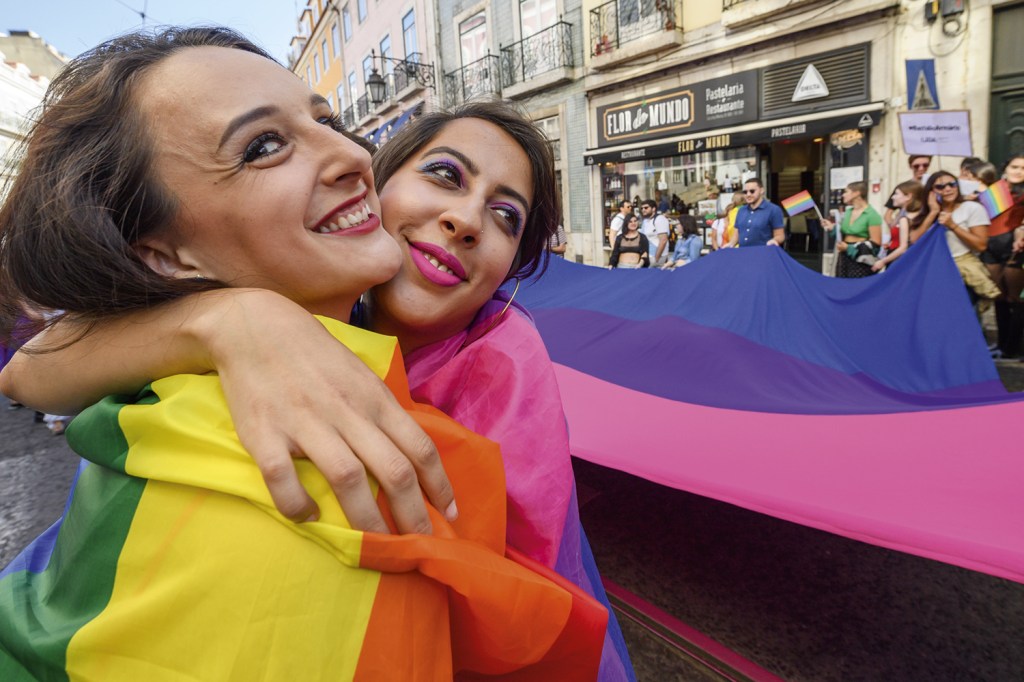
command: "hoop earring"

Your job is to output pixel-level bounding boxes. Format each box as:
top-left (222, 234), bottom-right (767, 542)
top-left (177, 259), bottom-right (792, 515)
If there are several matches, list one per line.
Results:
top-left (475, 278), bottom-right (521, 340)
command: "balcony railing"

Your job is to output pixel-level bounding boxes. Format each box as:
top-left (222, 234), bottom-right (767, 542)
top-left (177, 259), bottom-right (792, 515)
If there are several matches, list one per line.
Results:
top-left (390, 53), bottom-right (435, 94)
top-left (356, 93), bottom-right (371, 120)
top-left (443, 54), bottom-right (501, 108)
top-left (500, 21), bottom-right (574, 88)
top-left (590, 0), bottom-right (677, 56)
top-left (722, 0), bottom-right (748, 7)
top-left (341, 106), bottom-right (356, 130)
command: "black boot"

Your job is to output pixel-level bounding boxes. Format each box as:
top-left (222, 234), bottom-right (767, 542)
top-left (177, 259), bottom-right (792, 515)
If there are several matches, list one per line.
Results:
top-left (995, 300), bottom-right (1011, 356)
top-left (1005, 303), bottom-right (1024, 359)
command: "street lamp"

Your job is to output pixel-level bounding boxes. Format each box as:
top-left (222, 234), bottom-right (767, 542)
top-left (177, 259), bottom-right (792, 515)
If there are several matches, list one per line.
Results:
top-left (366, 50), bottom-right (387, 105)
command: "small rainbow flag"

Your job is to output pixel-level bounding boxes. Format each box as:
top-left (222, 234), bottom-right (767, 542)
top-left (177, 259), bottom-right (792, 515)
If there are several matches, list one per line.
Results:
top-left (977, 179), bottom-right (1013, 219)
top-left (781, 190), bottom-right (817, 216)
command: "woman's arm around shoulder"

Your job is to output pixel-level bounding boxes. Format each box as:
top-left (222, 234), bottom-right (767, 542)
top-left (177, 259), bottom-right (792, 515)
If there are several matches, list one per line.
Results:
top-left (1, 288), bottom-right (455, 534)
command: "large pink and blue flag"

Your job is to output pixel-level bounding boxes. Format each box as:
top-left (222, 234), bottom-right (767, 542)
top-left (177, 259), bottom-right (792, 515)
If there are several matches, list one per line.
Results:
top-left (515, 227), bottom-right (1024, 583)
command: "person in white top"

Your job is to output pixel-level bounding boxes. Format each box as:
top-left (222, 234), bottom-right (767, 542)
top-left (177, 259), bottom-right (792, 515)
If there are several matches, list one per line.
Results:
top-left (639, 199), bottom-right (670, 265)
top-left (918, 169), bottom-right (999, 306)
top-left (607, 199), bottom-right (632, 251)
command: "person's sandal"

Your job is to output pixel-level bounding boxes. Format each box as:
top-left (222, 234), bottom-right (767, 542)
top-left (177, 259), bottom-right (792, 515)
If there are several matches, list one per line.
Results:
top-left (48, 420), bottom-right (66, 436)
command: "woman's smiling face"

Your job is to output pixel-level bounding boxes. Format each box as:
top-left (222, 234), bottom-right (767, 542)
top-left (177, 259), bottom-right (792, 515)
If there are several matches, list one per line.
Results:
top-left (135, 46), bottom-right (400, 319)
top-left (367, 118), bottom-right (532, 351)
top-left (1005, 157), bottom-right (1024, 185)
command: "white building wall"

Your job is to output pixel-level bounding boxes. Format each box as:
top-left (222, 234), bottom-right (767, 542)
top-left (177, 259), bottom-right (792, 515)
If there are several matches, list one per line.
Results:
top-left (0, 54), bottom-right (47, 196)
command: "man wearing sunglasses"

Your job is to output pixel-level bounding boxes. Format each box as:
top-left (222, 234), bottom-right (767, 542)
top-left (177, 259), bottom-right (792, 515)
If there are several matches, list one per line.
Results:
top-left (884, 155), bottom-right (932, 227)
top-left (728, 178), bottom-right (785, 247)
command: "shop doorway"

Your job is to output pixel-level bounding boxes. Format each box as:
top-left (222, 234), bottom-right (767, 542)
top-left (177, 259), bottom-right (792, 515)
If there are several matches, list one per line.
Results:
top-left (768, 138), bottom-right (827, 271)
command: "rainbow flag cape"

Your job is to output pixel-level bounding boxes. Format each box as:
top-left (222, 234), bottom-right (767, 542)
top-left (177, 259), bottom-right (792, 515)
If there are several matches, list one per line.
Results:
top-left (780, 189), bottom-right (817, 216)
top-left (977, 179), bottom-right (1014, 219)
top-left (0, 319), bottom-right (606, 681)
top-left (514, 227), bottom-right (1024, 583)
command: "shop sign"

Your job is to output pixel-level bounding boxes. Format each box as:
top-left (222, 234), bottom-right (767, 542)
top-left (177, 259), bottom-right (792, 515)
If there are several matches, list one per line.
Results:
top-left (596, 70), bottom-right (758, 147)
top-left (584, 108), bottom-right (881, 165)
top-left (791, 64), bottom-right (830, 102)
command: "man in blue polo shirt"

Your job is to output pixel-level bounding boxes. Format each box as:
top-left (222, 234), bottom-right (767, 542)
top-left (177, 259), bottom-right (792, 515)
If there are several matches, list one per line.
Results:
top-left (729, 177), bottom-right (785, 247)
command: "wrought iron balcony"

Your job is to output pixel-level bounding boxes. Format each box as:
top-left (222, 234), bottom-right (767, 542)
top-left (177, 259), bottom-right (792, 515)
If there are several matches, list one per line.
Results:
top-left (367, 52), bottom-right (436, 106)
top-left (341, 106), bottom-right (356, 130)
top-left (500, 21), bottom-right (574, 88)
top-left (443, 54), bottom-right (501, 108)
top-left (355, 93), bottom-right (371, 120)
top-left (589, 0), bottom-right (678, 56)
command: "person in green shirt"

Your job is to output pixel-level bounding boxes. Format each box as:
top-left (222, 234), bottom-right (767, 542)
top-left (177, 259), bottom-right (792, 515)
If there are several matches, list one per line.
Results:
top-left (821, 181), bottom-right (883, 278)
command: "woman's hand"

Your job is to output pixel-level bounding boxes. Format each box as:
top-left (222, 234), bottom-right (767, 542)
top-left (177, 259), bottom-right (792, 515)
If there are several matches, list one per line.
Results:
top-left (938, 211), bottom-right (956, 229)
top-left (203, 291), bottom-right (456, 535)
top-left (837, 241), bottom-right (848, 253)
top-left (927, 191), bottom-right (941, 213)
top-left (820, 218), bottom-right (835, 231)
top-left (871, 260), bottom-right (886, 272)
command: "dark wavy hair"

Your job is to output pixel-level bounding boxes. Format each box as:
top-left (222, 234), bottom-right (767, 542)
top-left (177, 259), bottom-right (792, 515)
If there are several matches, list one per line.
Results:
top-left (371, 100), bottom-right (560, 282)
top-left (0, 26), bottom-right (274, 343)
top-left (1003, 154), bottom-right (1024, 198)
top-left (924, 170), bottom-right (963, 207)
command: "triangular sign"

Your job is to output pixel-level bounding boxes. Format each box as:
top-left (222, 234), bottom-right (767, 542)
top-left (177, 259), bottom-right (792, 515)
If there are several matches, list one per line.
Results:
top-left (911, 69), bottom-right (938, 109)
top-left (791, 64), bottom-right (830, 102)
top-left (858, 114), bottom-right (874, 128)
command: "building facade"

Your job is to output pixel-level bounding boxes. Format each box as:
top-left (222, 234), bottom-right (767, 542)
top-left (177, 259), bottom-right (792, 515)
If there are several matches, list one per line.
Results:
top-left (433, 0), bottom-right (590, 261)
top-left (290, 1), bottom-right (1020, 268)
top-left (575, 0), bottom-right (1019, 266)
top-left (291, 0), bottom-right (440, 145)
top-left (0, 32), bottom-right (61, 197)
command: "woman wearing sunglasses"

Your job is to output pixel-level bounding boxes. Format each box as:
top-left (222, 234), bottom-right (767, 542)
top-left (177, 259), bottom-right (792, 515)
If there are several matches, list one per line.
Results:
top-left (918, 170), bottom-right (1000, 307)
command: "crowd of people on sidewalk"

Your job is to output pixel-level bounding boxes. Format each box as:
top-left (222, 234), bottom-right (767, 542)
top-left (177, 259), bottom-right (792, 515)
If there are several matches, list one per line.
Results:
top-left (606, 153), bottom-right (1024, 361)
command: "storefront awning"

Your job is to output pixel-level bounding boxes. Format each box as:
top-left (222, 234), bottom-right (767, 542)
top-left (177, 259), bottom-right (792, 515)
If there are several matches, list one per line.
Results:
top-left (583, 102), bottom-right (885, 166)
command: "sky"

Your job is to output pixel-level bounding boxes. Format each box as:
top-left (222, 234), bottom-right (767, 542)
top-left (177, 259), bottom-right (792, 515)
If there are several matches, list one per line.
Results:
top-left (3, 0), bottom-right (299, 63)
